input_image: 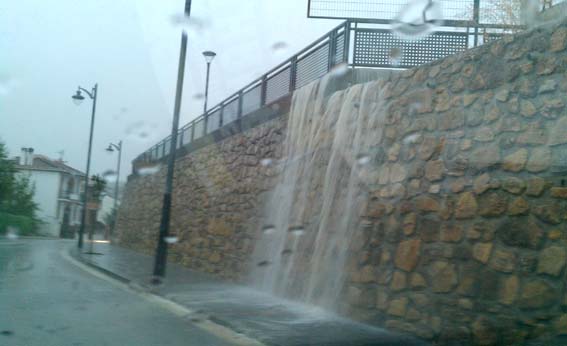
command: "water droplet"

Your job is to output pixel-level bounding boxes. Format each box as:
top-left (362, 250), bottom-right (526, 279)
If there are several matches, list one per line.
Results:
top-left (262, 225), bottom-right (276, 234)
top-left (125, 121), bottom-right (158, 142)
top-left (170, 13), bottom-right (210, 34)
top-left (521, 0), bottom-right (541, 28)
top-left (120, 107), bottom-right (128, 114)
top-left (288, 226), bottom-right (305, 236)
top-left (403, 133), bottom-right (422, 145)
top-left (270, 103), bottom-right (281, 112)
top-left (391, 0), bottom-right (443, 40)
top-left (164, 236), bottom-right (178, 244)
top-left (1, 330), bottom-right (14, 336)
top-left (193, 93), bottom-right (205, 100)
top-left (6, 226), bottom-right (19, 240)
top-left (138, 165), bottom-right (161, 176)
top-left (257, 260), bottom-right (271, 267)
top-left (0, 75), bottom-right (16, 95)
top-left (409, 101), bottom-right (423, 116)
top-left (281, 249), bottom-right (293, 256)
top-left (329, 63), bottom-right (349, 77)
top-left (271, 41), bottom-right (289, 55)
top-left (102, 170), bottom-right (118, 183)
top-left (356, 153), bottom-right (371, 165)
top-left (260, 158), bottom-right (273, 167)
top-left (353, 102), bottom-right (360, 109)
top-left (389, 47), bottom-right (403, 66)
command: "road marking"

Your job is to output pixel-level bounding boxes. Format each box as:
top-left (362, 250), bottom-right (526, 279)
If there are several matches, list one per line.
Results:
top-left (60, 248), bottom-right (265, 346)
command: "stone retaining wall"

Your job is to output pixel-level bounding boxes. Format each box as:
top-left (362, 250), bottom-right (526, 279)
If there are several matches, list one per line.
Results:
top-left (116, 116), bottom-right (286, 280)
top-left (116, 19), bottom-right (567, 345)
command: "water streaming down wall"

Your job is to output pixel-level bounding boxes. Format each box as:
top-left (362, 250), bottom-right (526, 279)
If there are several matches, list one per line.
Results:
top-left (250, 74), bottom-right (389, 308)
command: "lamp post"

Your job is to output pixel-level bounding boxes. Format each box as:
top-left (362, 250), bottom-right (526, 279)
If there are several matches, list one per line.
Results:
top-left (153, 0), bottom-right (192, 280)
top-left (202, 50), bottom-right (216, 113)
top-left (105, 140), bottom-right (122, 239)
top-left (71, 84), bottom-right (98, 249)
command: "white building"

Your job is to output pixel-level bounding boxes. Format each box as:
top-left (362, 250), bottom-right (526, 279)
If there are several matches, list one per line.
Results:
top-left (14, 148), bottom-right (85, 237)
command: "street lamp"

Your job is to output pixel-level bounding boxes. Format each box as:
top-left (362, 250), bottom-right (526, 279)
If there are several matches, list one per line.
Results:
top-left (105, 140), bottom-right (122, 240)
top-left (71, 84), bottom-right (98, 249)
top-left (202, 50), bottom-right (216, 113)
top-left (153, 0), bottom-right (191, 281)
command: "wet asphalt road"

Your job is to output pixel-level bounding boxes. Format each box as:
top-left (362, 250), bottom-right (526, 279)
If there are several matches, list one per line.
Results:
top-left (0, 238), bottom-right (238, 346)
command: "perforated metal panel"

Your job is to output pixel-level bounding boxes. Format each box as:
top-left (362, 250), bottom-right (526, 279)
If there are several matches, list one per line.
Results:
top-left (308, 0), bottom-right (475, 22)
top-left (266, 67), bottom-right (291, 104)
top-left (296, 42), bottom-right (329, 89)
top-left (206, 109), bottom-right (221, 133)
top-left (242, 84), bottom-right (262, 115)
top-left (193, 119), bottom-right (205, 140)
top-left (223, 98), bottom-right (239, 124)
top-left (353, 29), bottom-right (468, 68)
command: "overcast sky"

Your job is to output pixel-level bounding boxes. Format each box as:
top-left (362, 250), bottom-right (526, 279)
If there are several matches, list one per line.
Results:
top-left (0, 0), bottom-right (338, 179)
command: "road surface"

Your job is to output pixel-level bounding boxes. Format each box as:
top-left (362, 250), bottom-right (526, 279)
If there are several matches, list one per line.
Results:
top-left (0, 238), bottom-right (244, 346)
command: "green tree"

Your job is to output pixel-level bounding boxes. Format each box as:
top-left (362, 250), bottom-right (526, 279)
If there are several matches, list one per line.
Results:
top-left (0, 140), bottom-right (39, 235)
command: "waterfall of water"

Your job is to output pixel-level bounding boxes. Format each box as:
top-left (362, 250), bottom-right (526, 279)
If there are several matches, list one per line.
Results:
top-left (250, 73), bottom-right (387, 309)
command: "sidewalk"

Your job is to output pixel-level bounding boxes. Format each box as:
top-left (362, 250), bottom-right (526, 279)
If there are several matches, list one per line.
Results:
top-left (70, 242), bottom-right (427, 346)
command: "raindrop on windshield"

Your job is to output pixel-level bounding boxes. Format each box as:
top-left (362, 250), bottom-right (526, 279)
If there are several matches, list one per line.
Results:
top-left (329, 63), bottom-right (349, 77)
top-left (391, 0), bottom-right (443, 40)
top-left (262, 225), bottom-right (276, 234)
top-left (125, 121), bottom-right (157, 142)
top-left (271, 41), bottom-right (289, 55)
top-left (289, 226), bottom-right (305, 236)
top-left (0, 75), bottom-right (16, 95)
top-left (138, 165), bottom-right (161, 176)
top-left (260, 158), bottom-right (273, 167)
top-left (521, 0), bottom-right (541, 28)
top-left (170, 13), bottom-right (210, 34)
top-left (257, 260), bottom-right (271, 267)
top-left (389, 47), bottom-right (403, 66)
top-left (356, 153), bottom-right (371, 165)
top-left (164, 236), bottom-right (178, 244)
top-left (281, 249), bottom-right (293, 256)
top-left (102, 170), bottom-right (118, 183)
top-left (193, 93), bottom-right (205, 100)
top-left (403, 133), bottom-right (422, 145)
top-left (120, 107), bottom-right (128, 113)
top-left (5, 226), bottom-right (19, 240)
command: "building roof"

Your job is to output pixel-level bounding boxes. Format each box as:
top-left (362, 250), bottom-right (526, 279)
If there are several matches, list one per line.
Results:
top-left (15, 155), bottom-right (85, 176)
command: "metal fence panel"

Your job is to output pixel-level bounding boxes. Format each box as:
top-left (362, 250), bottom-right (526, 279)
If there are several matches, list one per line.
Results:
top-left (296, 42), bottom-right (329, 89)
top-left (308, 0), bottom-right (474, 22)
top-left (164, 138), bottom-right (171, 156)
top-left (353, 29), bottom-right (468, 68)
top-left (242, 84), bottom-right (262, 115)
top-left (266, 66), bottom-right (291, 104)
top-left (334, 31), bottom-right (346, 66)
top-left (223, 98), bottom-right (239, 124)
top-left (193, 119), bottom-right (205, 140)
top-left (182, 126), bottom-right (192, 145)
top-left (206, 109), bottom-right (221, 133)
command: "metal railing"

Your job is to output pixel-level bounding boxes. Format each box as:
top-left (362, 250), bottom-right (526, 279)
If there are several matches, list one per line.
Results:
top-left (132, 18), bottom-right (520, 168)
top-left (133, 20), bottom-right (350, 168)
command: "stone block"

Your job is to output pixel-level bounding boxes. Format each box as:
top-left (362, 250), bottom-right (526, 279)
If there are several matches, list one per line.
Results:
top-left (394, 239), bottom-right (421, 272)
top-left (537, 246), bottom-right (567, 276)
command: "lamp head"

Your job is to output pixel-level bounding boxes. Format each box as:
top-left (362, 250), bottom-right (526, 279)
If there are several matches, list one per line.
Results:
top-left (71, 90), bottom-right (85, 105)
top-left (202, 50), bottom-right (216, 63)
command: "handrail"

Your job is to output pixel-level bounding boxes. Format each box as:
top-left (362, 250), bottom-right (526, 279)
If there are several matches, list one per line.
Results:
top-left (134, 20), bottom-right (350, 166)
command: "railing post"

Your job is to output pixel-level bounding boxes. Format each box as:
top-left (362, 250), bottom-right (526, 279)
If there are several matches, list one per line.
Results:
top-left (237, 91), bottom-right (244, 118)
top-left (343, 21), bottom-right (351, 64)
top-left (328, 29), bottom-right (337, 71)
top-left (260, 75), bottom-right (268, 106)
top-left (220, 105), bottom-right (225, 127)
top-left (190, 122), bottom-right (195, 142)
top-left (289, 56), bottom-right (298, 92)
top-left (204, 112), bottom-right (209, 135)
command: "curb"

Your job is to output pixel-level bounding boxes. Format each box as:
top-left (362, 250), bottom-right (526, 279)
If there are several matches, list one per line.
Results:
top-left (66, 246), bottom-right (266, 346)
